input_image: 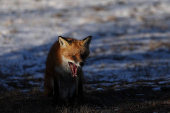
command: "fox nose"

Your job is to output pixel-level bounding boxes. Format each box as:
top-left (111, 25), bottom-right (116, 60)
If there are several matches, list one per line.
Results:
top-left (79, 62), bottom-right (84, 67)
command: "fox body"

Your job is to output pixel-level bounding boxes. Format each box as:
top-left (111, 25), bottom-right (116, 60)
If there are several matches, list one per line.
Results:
top-left (44, 36), bottom-right (92, 103)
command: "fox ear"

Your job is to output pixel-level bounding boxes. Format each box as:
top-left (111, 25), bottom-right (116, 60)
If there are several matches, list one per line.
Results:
top-left (82, 36), bottom-right (92, 47)
top-left (58, 36), bottom-right (69, 48)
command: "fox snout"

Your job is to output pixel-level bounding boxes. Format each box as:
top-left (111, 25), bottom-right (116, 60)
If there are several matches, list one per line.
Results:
top-left (79, 62), bottom-right (84, 67)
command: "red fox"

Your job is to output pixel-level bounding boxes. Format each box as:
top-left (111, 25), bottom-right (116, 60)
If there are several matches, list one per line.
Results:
top-left (44, 36), bottom-right (92, 104)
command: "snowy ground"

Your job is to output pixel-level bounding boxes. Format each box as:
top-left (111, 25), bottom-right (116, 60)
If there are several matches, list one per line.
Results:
top-left (0, 0), bottom-right (170, 91)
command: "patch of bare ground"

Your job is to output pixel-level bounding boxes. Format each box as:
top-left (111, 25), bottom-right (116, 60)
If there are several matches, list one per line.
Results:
top-left (1, 85), bottom-right (170, 113)
top-left (149, 41), bottom-right (170, 51)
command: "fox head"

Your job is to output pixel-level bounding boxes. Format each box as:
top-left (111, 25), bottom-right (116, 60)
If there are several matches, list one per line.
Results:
top-left (58, 36), bottom-right (92, 77)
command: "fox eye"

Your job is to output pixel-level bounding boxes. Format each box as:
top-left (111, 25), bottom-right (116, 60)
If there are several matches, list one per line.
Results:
top-left (71, 55), bottom-right (76, 59)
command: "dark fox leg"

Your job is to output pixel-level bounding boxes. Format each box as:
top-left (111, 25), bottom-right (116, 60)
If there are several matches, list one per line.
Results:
top-left (76, 70), bottom-right (84, 103)
top-left (53, 77), bottom-right (60, 105)
top-left (68, 76), bottom-right (84, 105)
top-left (77, 77), bottom-right (84, 103)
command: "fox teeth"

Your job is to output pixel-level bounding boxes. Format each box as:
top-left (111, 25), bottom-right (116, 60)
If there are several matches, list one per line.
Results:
top-left (72, 74), bottom-right (77, 77)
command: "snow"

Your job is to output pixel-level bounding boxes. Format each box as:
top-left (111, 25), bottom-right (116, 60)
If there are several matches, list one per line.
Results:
top-left (96, 88), bottom-right (104, 91)
top-left (0, 0), bottom-right (170, 91)
top-left (152, 87), bottom-right (161, 91)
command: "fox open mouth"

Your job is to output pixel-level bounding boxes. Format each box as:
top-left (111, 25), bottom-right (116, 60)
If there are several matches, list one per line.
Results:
top-left (68, 62), bottom-right (78, 77)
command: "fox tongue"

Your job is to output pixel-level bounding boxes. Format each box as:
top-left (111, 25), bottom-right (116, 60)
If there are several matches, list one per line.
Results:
top-left (69, 62), bottom-right (78, 77)
top-left (73, 64), bottom-right (77, 76)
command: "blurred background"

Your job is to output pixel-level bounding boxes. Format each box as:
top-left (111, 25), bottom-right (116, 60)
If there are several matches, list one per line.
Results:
top-left (0, 0), bottom-right (170, 92)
